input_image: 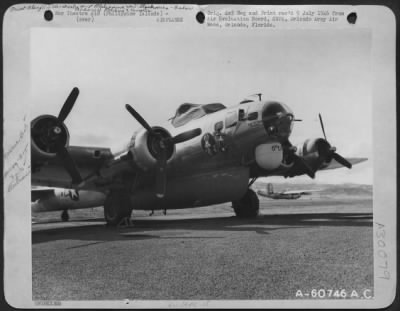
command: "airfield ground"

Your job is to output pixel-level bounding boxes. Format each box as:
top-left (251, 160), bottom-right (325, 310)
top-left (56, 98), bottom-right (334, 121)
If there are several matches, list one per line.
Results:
top-left (32, 183), bottom-right (373, 301)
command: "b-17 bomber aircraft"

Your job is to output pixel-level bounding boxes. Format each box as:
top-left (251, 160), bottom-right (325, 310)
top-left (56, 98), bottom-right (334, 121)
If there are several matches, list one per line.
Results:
top-left (257, 183), bottom-right (321, 200)
top-left (31, 88), bottom-right (366, 225)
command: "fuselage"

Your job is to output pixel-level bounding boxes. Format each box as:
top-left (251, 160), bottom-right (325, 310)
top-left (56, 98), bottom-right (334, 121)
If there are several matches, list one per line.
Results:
top-left (126, 98), bottom-right (296, 210)
top-left (31, 96), bottom-right (299, 212)
top-left (30, 90), bottom-right (357, 218)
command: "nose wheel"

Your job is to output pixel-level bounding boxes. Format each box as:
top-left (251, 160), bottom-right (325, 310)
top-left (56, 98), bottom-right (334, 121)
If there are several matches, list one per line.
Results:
top-left (232, 188), bottom-right (259, 218)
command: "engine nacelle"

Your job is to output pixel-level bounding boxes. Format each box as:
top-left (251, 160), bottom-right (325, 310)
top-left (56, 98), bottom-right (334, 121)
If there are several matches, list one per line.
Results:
top-left (31, 115), bottom-right (70, 160)
top-left (296, 138), bottom-right (332, 169)
top-left (129, 127), bottom-right (175, 171)
top-left (255, 142), bottom-right (283, 170)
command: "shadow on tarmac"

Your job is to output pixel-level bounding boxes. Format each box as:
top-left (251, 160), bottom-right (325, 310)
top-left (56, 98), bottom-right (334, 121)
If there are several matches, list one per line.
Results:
top-left (32, 212), bottom-right (372, 244)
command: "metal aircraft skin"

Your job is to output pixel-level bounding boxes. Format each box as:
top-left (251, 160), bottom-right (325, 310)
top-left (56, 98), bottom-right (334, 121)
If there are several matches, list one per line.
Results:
top-left (31, 88), bottom-right (366, 224)
top-left (32, 186), bottom-right (106, 221)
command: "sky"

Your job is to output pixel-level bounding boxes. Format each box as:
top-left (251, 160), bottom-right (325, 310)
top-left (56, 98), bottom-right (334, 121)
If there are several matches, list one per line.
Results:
top-left (30, 27), bottom-right (372, 184)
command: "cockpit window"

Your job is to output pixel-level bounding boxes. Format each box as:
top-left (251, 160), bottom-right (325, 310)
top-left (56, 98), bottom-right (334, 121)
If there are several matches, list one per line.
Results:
top-left (172, 107), bottom-right (205, 127)
top-left (171, 103), bottom-right (226, 127)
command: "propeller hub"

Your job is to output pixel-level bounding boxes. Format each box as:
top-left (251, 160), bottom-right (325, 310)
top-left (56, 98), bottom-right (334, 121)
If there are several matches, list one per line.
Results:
top-left (31, 115), bottom-right (69, 154)
top-left (147, 128), bottom-right (174, 161)
top-left (316, 138), bottom-right (332, 158)
top-left (124, 103), bottom-right (202, 198)
top-left (53, 126), bottom-right (62, 135)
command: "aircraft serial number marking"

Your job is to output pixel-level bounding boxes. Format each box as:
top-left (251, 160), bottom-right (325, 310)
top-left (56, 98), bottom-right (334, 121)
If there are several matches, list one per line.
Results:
top-left (271, 144), bottom-right (282, 151)
top-left (295, 289), bottom-right (373, 299)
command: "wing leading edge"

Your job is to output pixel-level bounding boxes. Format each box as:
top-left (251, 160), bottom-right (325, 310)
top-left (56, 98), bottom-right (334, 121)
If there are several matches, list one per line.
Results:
top-left (320, 158), bottom-right (368, 171)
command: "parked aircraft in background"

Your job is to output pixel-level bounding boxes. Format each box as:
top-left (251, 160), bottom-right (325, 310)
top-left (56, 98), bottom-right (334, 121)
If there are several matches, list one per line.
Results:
top-left (257, 183), bottom-right (321, 200)
top-left (31, 88), bottom-right (366, 225)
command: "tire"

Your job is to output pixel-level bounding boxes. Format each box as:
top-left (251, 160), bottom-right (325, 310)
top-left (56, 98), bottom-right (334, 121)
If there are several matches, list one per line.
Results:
top-left (104, 191), bottom-right (132, 226)
top-left (61, 210), bottom-right (69, 222)
top-left (233, 189), bottom-right (259, 218)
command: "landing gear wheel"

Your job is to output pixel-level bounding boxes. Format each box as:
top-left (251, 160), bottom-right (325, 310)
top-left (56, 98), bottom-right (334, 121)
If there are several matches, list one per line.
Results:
top-left (104, 191), bottom-right (132, 226)
top-left (232, 188), bottom-right (259, 218)
top-left (61, 210), bottom-right (69, 222)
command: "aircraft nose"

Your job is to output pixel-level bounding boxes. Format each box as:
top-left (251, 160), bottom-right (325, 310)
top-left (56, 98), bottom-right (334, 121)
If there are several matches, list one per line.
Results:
top-left (262, 101), bottom-right (294, 139)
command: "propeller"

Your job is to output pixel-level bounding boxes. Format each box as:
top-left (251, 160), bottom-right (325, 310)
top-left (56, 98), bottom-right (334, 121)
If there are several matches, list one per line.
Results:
top-left (169, 128), bottom-right (202, 144)
top-left (32, 87), bottom-right (83, 184)
top-left (58, 87), bottom-right (79, 123)
top-left (125, 104), bottom-right (202, 198)
top-left (318, 113), bottom-right (327, 141)
top-left (318, 113), bottom-right (352, 169)
top-left (55, 88), bottom-right (82, 184)
top-left (155, 148), bottom-right (167, 198)
top-left (285, 141), bottom-right (315, 179)
top-left (294, 155), bottom-right (315, 178)
top-left (56, 142), bottom-right (83, 184)
top-left (125, 104), bottom-right (155, 135)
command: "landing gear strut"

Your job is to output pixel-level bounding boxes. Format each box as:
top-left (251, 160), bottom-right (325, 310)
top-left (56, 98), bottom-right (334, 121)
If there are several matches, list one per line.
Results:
top-left (232, 188), bottom-right (259, 218)
top-left (104, 190), bottom-right (133, 226)
top-left (61, 209), bottom-right (69, 222)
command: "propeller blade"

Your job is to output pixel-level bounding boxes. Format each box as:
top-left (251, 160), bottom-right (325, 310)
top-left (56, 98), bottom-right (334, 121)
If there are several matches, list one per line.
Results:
top-left (125, 104), bottom-right (155, 134)
top-left (294, 155), bottom-right (315, 179)
top-left (58, 87), bottom-right (79, 123)
top-left (284, 139), bottom-right (315, 179)
top-left (155, 150), bottom-right (168, 198)
top-left (56, 146), bottom-right (83, 184)
top-left (332, 152), bottom-right (352, 169)
top-left (318, 113), bottom-right (327, 141)
top-left (170, 128), bottom-right (202, 144)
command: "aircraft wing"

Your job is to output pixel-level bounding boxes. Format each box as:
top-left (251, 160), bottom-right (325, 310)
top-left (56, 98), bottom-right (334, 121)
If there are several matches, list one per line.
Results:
top-left (319, 158), bottom-right (368, 170)
top-left (31, 145), bottom-right (132, 191)
top-left (31, 186), bottom-right (56, 201)
top-left (281, 189), bottom-right (320, 195)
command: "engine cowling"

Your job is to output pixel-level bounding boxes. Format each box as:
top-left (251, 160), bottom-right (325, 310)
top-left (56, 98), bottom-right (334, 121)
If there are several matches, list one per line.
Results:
top-left (296, 138), bottom-right (333, 170)
top-left (255, 142), bottom-right (283, 170)
top-left (129, 126), bottom-right (175, 171)
top-left (31, 115), bottom-right (70, 160)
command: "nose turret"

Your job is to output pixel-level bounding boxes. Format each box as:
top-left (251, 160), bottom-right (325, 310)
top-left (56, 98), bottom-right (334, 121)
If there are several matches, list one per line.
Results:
top-left (262, 101), bottom-right (294, 140)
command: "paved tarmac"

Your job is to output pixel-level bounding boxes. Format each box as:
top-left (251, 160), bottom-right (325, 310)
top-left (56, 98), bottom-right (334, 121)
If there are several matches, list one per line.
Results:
top-left (32, 196), bottom-right (373, 301)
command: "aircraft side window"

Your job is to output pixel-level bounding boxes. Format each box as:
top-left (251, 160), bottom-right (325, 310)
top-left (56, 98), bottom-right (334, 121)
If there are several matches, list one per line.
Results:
top-left (214, 121), bottom-right (223, 132)
top-left (225, 111), bottom-right (238, 128)
top-left (238, 109), bottom-right (246, 121)
top-left (247, 112), bottom-right (258, 121)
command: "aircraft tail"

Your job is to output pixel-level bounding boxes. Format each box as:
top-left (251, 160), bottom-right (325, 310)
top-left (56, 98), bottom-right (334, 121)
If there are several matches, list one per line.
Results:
top-left (267, 183), bottom-right (274, 195)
